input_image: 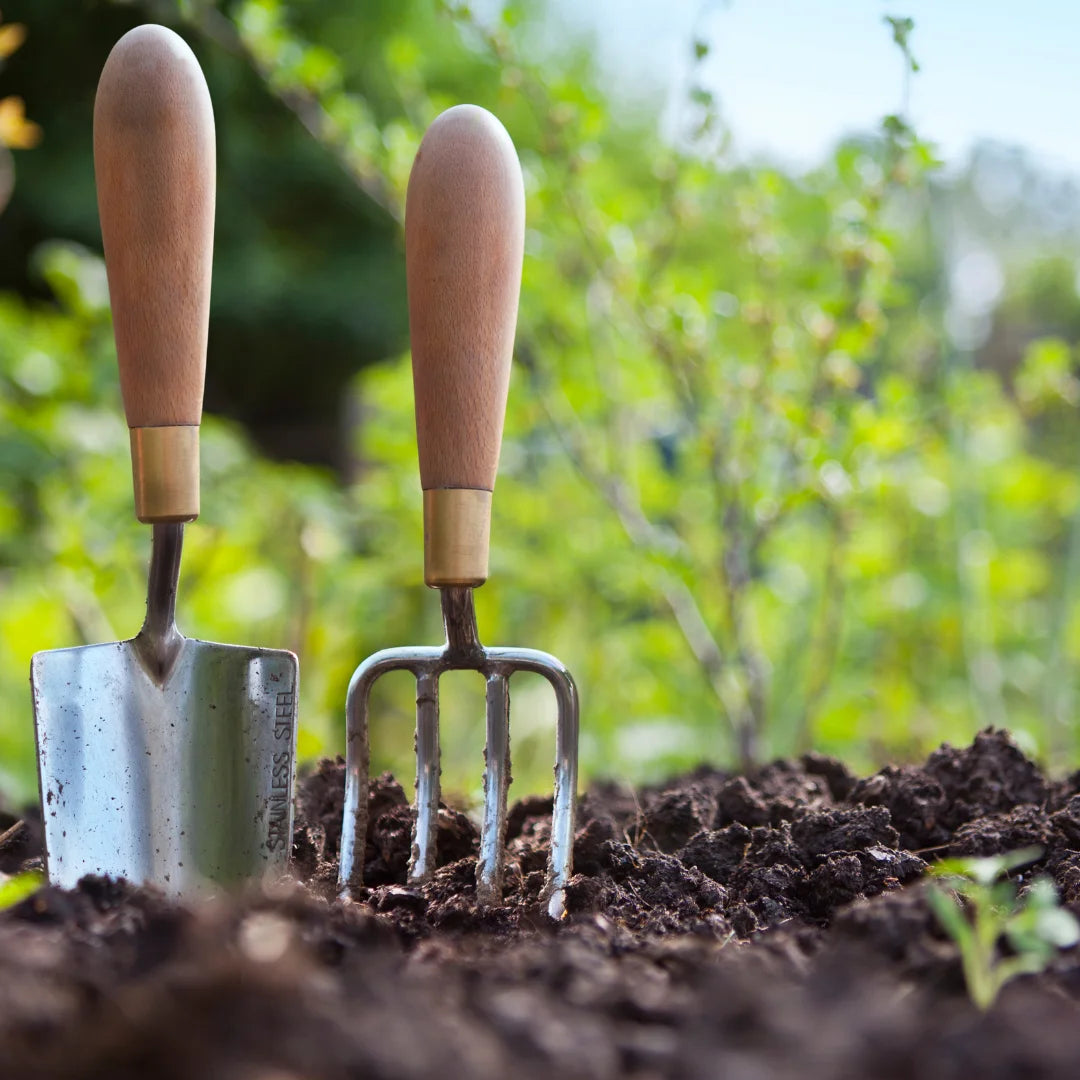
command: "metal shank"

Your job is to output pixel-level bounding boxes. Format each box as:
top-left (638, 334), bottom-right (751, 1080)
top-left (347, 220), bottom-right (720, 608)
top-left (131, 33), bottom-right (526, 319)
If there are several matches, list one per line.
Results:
top-left (134, 521), bottom-right (185, 681)
top-left (338, 587), bottom-right (579, 920)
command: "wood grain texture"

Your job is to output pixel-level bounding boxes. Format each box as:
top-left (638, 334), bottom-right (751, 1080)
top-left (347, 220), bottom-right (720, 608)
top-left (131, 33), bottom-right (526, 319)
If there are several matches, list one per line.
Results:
top-left (406, 104), bottom-right (525, 492)
top-left (94, 24), bottom-right (215, 429)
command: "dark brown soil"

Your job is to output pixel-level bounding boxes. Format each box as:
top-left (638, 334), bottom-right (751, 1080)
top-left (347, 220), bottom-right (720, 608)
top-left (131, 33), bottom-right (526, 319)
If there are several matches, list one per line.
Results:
top-left (3, 728), bottom-right (1080, 1078)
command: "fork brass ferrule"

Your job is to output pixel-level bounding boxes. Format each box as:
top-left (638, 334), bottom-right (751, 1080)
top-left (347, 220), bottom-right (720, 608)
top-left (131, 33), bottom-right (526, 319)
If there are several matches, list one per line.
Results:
top-left (423, 488), bottom-right (491, 587)
top-left (130, 425), bottom-right (200, 523)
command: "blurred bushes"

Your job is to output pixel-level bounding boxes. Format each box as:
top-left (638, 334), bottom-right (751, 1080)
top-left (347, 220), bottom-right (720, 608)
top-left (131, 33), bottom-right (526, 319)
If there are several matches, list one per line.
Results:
top-left (1, 1), bottom-right (1080, 804)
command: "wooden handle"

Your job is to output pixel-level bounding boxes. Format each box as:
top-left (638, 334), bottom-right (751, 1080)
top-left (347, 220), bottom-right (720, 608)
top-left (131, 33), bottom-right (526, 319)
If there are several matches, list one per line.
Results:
top-left (405, 104), bottom-right (524, 586)
top-left (94, 24), bottom-right (215, 522)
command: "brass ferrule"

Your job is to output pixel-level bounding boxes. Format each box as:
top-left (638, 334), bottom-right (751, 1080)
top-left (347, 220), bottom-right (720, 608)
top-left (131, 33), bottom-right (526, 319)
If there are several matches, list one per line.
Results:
top-left (130, 425), bottom-right (200, 523)
top-left (423, 488), bottom-right (492, 587)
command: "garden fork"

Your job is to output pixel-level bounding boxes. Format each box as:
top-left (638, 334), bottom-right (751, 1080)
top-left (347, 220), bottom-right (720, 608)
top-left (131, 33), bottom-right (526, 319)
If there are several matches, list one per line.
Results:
top-left (338, 105), bottom-right (579, 920)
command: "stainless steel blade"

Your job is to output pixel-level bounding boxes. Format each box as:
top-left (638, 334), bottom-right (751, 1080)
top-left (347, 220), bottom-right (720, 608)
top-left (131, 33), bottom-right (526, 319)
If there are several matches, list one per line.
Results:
top-left (31, 636), bottom-right (297, 896)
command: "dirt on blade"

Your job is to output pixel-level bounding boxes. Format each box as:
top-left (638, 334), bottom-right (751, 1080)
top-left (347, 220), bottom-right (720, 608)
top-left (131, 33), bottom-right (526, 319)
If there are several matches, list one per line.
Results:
top-left (2, 727), bottom-right (1080, 1078)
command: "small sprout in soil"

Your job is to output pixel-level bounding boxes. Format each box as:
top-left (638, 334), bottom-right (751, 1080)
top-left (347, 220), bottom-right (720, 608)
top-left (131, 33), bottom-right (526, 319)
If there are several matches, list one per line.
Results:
top-left (0, 870), bottom-right (43, 911)
top-left (927, 846), bottom-right (1080, 1011)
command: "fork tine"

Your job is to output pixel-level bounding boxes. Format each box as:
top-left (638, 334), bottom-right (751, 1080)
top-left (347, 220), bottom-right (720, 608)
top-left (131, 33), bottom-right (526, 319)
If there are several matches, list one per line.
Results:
top-left (477, 671), bottom-right (512, 905)
top-left (339, 660), bottom-right (375, 894)
top-left (546, 663), bottom-right (579, 920)
top-left (409, 669), bottom-right (441, 884)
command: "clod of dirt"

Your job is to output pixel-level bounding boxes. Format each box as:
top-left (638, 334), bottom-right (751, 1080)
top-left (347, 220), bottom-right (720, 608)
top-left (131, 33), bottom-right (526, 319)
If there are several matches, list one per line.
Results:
top-left (295, 755), bottom-right (349, 860)
top-left (948, 804), bottom-right (1051, 859)
top-left (641, 784), bottom-right (719, 852)
top-left (715, 760), bottom-right (837, 827)
top-left (924, 728), bottom-right (1048, 829)
top-left (850, 764), bottom-right (950, 849)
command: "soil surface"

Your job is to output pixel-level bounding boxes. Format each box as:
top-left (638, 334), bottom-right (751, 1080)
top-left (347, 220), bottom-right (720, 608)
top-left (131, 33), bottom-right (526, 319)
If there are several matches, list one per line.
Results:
top-left (3, 728), bottom-right (1080, 1078)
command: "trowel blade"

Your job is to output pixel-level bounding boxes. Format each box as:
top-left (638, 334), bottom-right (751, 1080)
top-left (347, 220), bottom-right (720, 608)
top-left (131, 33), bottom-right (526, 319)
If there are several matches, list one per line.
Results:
top-left (30, 636), bottom-right (298, 896)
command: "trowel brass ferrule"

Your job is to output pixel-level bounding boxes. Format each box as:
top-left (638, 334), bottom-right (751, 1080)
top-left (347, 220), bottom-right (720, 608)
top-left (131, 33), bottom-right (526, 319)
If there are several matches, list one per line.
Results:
top-left (130, 425), bottom-right (200, 523)
top-left (337, 586), bottom-right (579, 920)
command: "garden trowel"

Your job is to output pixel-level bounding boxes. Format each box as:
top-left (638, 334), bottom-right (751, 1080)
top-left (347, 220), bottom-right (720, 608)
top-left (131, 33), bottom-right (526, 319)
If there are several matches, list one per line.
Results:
top-left (30, 25), bottom-right (298, 896)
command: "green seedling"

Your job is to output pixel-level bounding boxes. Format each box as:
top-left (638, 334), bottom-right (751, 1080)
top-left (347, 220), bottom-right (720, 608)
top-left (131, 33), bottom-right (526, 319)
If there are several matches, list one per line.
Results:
top-left (927, 847), bottom-right (1080, 1011)
top-left (0, 870), bottom-right (42, 911)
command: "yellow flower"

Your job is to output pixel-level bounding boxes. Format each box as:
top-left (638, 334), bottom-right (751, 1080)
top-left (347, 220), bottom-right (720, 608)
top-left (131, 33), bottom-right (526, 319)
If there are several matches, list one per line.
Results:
top-left (0, 96), bottom-right (41, 149)
top-left (0, 21), bottom-right (27, 60)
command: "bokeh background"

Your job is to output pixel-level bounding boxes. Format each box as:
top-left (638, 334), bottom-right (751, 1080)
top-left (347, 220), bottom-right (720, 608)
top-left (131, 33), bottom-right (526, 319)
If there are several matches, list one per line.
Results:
top-left (0, 0), bottom-right (1078, 807)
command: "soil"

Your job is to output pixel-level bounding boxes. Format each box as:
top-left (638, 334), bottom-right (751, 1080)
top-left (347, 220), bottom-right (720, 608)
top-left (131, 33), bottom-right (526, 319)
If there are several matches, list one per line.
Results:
top-left (3, 727), bottom-right (1080, 1078)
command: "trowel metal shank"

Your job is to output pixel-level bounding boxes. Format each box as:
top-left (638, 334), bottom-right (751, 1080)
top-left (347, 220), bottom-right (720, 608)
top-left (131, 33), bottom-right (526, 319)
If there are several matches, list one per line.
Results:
top-left (30, 524), bottom-right (298, 895)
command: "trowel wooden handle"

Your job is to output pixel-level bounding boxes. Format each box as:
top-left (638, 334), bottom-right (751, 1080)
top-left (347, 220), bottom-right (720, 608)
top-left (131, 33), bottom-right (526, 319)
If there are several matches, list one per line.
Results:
top-left (94, 24), bottom-right (215, 523)
top-left (406, 104), bottom-right (525, 587)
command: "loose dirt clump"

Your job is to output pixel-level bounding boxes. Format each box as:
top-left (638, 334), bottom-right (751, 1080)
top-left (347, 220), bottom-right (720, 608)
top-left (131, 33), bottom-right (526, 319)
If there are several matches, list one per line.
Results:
top-left (1, 727), bottom-right (1079, 1078)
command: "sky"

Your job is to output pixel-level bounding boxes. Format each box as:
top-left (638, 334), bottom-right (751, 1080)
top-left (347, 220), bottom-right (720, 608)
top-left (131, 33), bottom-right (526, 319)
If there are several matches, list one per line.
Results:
top-left (551, 1), bottom-right (1079, 177)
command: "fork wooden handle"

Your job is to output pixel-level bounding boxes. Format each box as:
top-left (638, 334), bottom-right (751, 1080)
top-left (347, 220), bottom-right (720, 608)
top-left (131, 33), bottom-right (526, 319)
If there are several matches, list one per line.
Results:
top-left (406, 104), bottom-right (525, 586)
top-left (94, 24), bottom-right (215, 523)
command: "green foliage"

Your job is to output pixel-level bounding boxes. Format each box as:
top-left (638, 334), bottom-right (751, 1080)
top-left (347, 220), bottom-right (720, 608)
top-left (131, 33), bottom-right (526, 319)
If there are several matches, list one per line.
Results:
top-left (0, 870), bottom-right (42, 910)
top-left (927, 849), bottom-right (1080, 1010)
top-left (1, 1), bottom-right (1080, 808)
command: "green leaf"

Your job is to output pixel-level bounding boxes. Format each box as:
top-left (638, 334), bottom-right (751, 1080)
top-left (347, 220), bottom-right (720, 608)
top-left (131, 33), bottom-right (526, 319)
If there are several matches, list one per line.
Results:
top-left (0, 871), bottom-right (43, 910)
top-left (884, 15), bottom-right (920, 71)
top-left (882, 114), bottom-right (910, 139)
top-left (927, 883), bottom-right (974, 948)
top-left (1011, 880), bottom-right (1080, 949)
top-left (930, 848), bottom-right (1043, 887)
top-left (1034, 906), bottom-right (1080, 949)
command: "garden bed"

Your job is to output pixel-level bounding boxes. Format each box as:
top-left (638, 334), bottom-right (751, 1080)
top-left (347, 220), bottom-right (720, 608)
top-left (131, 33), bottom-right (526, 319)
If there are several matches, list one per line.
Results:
top-left (2, 728), bottom-right (1080, 1078)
